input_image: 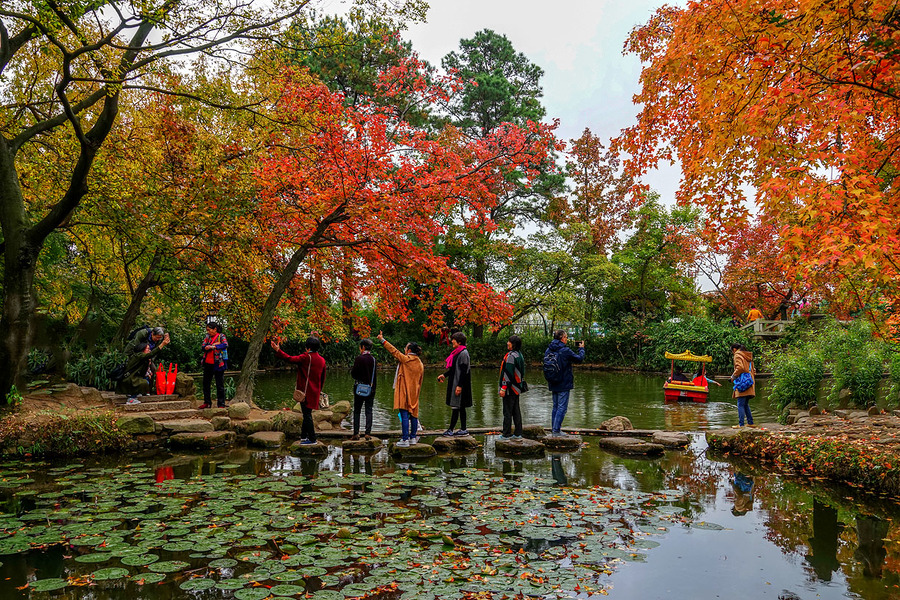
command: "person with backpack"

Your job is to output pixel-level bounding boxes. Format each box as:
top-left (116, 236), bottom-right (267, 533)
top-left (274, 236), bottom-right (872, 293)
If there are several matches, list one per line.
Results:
top-left (439, 331), bottom-right (472, 437)
top-left (543, 330), bottom-right (585, 436)
top-left (117, 336), bottom-right (171, 400)
top-left (349, 338), bottom-right (377, 440)
top-left (125, 325), bottom-right (166, 356)
top-left (200, 322), bottom-right (229, 409)
top-left (730, 342), bottom-right (756, 427)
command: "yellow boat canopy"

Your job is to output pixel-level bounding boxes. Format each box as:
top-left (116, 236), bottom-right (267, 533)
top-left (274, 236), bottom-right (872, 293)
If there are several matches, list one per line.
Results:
top-left (664, 350), bottom-right (713, 363)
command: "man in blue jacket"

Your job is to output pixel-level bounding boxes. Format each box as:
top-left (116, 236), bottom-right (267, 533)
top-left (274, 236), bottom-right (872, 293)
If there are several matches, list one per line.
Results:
top-left (544, 330), bottom-right (585, 436)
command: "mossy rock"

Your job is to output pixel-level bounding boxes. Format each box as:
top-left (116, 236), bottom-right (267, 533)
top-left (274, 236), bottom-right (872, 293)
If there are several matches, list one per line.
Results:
top-left (248, 431), bottom-right (285, 449)
top-left (388, 442), bottom-right (437, 459)
top-left (522, 424), bottom-right (546, 440)
top-left (211, 416), bottom-right (232, 431)
top-left (330, 400), bottom-right (351, 417)
top-left (271, 412), bottom-right (303, 437)
top-left (650, 431), bottom-right (690, 448)
top-left (495, 437), bottom-right (545, 457)
top-left (542, 435), bottom-right (582, 452)
top-left (341, 437), bottom-right (382, 452)
top-left (431, 435), bottom-right (479, 453)
top-left (233, 419), bottom-right (273, 435)
top-left (600, 416), bottom-right (634, 431)
top-left (597, 437), bottom-right (664, 456)
top-left (227, 402), bottom-right (251, 420)
top-left (116, 414), bottom-right (155, 435)
top-left (199, 407), bottom-right (227, 418)
top-left (169, 431), bottom-right (235, 451)
top-left (290, 440), bottom-right (328, 457)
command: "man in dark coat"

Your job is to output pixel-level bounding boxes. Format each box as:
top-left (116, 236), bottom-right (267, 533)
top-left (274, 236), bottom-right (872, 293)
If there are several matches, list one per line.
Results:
top-left (545, 330), bottom-right (585, 436)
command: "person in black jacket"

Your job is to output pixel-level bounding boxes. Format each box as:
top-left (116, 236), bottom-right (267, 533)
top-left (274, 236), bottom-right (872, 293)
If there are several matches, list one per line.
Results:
top-left (545, 330), bottom-right (585, 436)
top-left (439, 331), bottom-right (472, 436)
top-left (349, 338), bottom-right (377, 440)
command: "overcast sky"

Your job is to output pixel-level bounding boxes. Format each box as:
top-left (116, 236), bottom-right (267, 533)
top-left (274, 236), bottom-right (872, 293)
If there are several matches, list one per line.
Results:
top-left (401, 0), bottom-right (684, 202)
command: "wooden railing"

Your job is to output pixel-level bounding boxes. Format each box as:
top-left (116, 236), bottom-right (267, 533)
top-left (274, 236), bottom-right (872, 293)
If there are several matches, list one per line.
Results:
top-left (741, 319), bottom-right (790, 337)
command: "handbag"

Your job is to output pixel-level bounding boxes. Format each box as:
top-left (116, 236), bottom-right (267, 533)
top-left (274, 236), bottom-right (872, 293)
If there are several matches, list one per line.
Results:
top-left (293, 358), bottom-right (312, 405)
top-left (354, 356), bottom-right (376, 398)
top-left (319, 393), bottom-right (330, 409)
top-left (733, 360), bottom-right (754, 393)
top-left (520, 379), bottom-right (530, 393)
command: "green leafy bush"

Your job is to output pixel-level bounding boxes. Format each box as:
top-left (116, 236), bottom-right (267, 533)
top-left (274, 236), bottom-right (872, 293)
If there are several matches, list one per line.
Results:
top-left (767, 351), bottom-right (825, 411)
top-left (65, 350), bottom-right (126, 391)
top-left (0, 412), bottom-right (131, 457)
top-left (887, 351), bottom-right (900, 405)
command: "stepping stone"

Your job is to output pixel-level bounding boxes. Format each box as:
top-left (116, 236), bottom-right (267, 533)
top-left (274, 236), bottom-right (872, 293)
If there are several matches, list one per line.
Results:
top-left (136, 409), bottom-right (201, 421)
top-left (116, 414), bottom-right (155, 435)
top-left (211, 416), bottom-right (232, 431)
top-left (158, 419), bottom-right (213, 434)
top-left (597, 437), bottom-right (664, 456)
top-left (522, 425), bottom-right (547, 440)
top-left (124, 400), bottom-right (192, 412)
top-left (389, 442), bottom-right (437, 459)
top-left (169, 431), bottom-right (235, 450)
top-left (198, 407), bottom-right (228, 418)
top-left (651, 431), bottom-right (690, 448)
top-left (290, 440), bottom-right (329, 457)
top-left (542, 434), bottom-right (582, 452)
top-left (495, 437), bottom-right (545, 457)
top-left (233, 419), bottom-right (274, 435)
top-left (248, 431), bottom-right (285, 449)
top-left (431, 435), bottom-right (479, 453)
top-left (341, 438), bottom-right (382, 452)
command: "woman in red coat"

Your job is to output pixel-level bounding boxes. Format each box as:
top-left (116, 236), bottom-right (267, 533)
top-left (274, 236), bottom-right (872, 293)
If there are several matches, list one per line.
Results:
top-left (271, 337), bottom-right (326, 444)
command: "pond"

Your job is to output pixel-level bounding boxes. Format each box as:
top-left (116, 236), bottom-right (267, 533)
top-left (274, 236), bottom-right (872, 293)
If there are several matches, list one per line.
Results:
top-left (252, 368), bottom-right (782, 431)
top-left (0, 433), bottom-right (898, 599)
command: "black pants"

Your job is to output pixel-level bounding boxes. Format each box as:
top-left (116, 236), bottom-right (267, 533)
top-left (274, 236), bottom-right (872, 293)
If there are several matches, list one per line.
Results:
top-left (203, 363), bottom-right (225, 406)
top-left (353, 394), bottom-right (374, 436)
top-left (502, 392), bottom-right (522, 437)
top-left (301, 404), bottom-right (316, 442)
top-left (449, 406), bottom-right (467, 430)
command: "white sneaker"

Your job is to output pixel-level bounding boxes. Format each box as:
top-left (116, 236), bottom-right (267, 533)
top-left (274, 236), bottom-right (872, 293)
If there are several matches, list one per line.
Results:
top-left (396, 439), bottom-right (410, 448)
top-left (409, 437), bottom-right (419, 445)
top-left (126, 398), bottom-right (141, 405)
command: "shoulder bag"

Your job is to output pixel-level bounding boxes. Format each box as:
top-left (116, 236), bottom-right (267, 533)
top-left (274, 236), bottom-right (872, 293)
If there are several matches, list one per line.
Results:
top-left (293, 357), bottom-right (312, 405)
top-left (733, 360), bottom-right (754, 393)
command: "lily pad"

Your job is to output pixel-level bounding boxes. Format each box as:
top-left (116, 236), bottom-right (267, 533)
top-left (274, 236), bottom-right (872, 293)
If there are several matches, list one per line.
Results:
top-left (29, 578), bottom-right (69, 592)
top-left (91, 567), bottom-right (130, 581)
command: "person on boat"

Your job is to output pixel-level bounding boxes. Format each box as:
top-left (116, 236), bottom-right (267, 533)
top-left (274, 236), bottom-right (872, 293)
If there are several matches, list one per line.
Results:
top-left (667, 365), bottom-right (692, 383)
top-left (730, 343), bottom-right (756, 427)
top-left (692, 369), bottom-right (722, 387)
top-left (439, 332), bottom-right (473, 437)
top-left (377, 332), bottom-right (424, 447)
top-left (498, 334), bottom-right (526, 440)
top-left (271, 336), bottom-right (326, 444)
top-left (544, 330), bottom-right (585, 437)
top-left (349, 338), bottom-right (377, 441)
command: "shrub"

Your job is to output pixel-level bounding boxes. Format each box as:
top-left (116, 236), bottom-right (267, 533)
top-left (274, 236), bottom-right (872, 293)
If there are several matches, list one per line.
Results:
top-left (66, 349), bottom-right (126, 391)
top-left (887, 351), bottom-right (900, 405)
top-left (767, 351), bottom-right (825, 411)
top-left (0, 411), bottom-right (131, 457)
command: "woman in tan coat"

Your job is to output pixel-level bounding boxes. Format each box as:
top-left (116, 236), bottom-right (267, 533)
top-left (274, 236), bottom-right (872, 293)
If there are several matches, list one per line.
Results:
top-left (377, 332), bottom-right (424, 447)
top-left (730, 343), bottom-right (756, 426)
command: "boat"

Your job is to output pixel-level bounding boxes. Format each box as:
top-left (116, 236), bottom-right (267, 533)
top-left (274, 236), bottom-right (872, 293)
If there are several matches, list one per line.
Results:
top-left (663, 350), bottom-right (713, 403)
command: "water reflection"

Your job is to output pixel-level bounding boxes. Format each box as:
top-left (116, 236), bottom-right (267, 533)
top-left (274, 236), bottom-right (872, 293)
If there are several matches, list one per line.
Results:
top-left (808, 499), bottom-right (843, 581)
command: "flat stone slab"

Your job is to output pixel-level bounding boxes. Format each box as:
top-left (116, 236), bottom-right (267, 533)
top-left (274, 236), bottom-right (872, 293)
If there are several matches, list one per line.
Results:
top-left (522, 425), bottom-right (546, 440)
top-left (169, 431), bottom-right (235, 450)
top-left (341, 438), bottom-right (382, 452)
top-left (116, 414), bottom-right (155, 435)
top-left (597, 437), bottom-right (665, 456)
top-left (158, 419), bottom-right (213, 434)
top-left (431, 435), bottom-right (479, 453)
top-left (198, 407), bottom-right (228, 418)
top-left (138, 409), bottom-right (201, 422)
top-left (290, 440), bottom-right (329, 457)
top-left (233, 419), bottom-right (274, 435)
top-left (389, 442), bottom-right (437, 459)
top-left (495, 437), bottom-right (545, 457)
top-left (211, 416), bottom-right (232, 431)
top-left (124, 400), bottom-right (192, 412)
top-left (248, 431), bottom-right (286, 449)
top-left (651, 431), bottom-right (690, 448)
top-left (542, 435), bottom-right (583, 452)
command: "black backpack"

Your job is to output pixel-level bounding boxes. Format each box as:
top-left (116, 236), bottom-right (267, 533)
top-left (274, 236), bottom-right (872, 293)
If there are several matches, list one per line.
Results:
top-left (542, 350), bottom-right (563, 384)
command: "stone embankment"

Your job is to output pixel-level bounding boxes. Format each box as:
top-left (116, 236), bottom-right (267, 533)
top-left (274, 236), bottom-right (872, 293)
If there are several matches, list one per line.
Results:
top-left (706, 407), bottom-right (900, 497)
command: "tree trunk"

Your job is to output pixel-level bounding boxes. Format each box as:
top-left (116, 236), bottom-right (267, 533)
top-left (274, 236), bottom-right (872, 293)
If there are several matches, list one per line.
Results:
top-left (111, 249), bottom-right (164, 348)
top-left (472, 256), bottom-right (487, 339)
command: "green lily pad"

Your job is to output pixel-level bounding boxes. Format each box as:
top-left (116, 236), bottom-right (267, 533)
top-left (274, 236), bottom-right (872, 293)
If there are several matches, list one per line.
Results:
top-left (180, 578), bottom-right (216, 591)
top-left (234, 589), bottom-right (273, 600)
top-left (29, 578), bottom-right (69, 592)
top-left (91, 567), bottom-right (130, 581)
top-left (148, 560), bottom-right (190, 573)
top-left (133, 572), bottom-right (167, 585)
top-left (121, 553), bottom-right (159, 567)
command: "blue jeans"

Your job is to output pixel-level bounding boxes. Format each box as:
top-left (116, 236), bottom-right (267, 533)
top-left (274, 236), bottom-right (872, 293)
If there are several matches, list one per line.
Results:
top-left (551, 391), bottom-right (570, 433)
top-left (399, 409), bottom-right (418, 441)
top-left (737, 396), bottom-right (754, 426)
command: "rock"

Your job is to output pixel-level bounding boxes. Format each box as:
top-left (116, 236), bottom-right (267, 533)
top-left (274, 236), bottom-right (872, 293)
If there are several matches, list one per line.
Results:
top-left (597, 437), bottom-right (665, 456)
top-left (79, 387), bottom-right (105, 404)
top-left (116, 414), bottom-right (155, 435)
top-left (807, 405), bottom-right (822, 416)
top-left (233, 419), bottom-right (273, 435)
top-left (522, 425), bottom-right (546, 440)
top-left (867, 405), bottom-right (882, 416)
top-left (317, 421), bottom-right (333, 431)
top-left (290, 440), bottom-right (329, 457)
top-left (342, 437), bottom-right (382, 452)
top-left (786, 411), bottom-right (810, 425)
top-left (292, 402), bottom-right (305, 413)
top-left (271, 411), bottom-right (304, 437)
top-left (432, 435), bottom-right (480, 453)
top-left (600, 416), bottom-right (634, 432)
top-left (158, 419), bottom-right (213, 434)
top-left (228, 402), bottom-right (251, 420)
top-left (330, 400), bottom-right (351, 417)
top-left (199, 407), bottom-right (227, 419)
top-left (211, 416), bottom-right (232, 431)
top-left (389, 442), bottom-right (437, 459)
top-left (893, 410), bottom-right (900, 418)
top-left (248, 431), bottom-right (285, 449)
top-left (834, 409), bottom-right (853, 418)
top-left (169, 431), bottom-right (235, 450)
top-left (311, 410), bottom-right (333, 426)
top-left (651, 431), bottom-right (690, 448)
top-left (495, 437), bottom-right (545, 457)
top-left (542, 435), bottom-right (582, 452)
top-left (174, 374), bottom-right (195, 399)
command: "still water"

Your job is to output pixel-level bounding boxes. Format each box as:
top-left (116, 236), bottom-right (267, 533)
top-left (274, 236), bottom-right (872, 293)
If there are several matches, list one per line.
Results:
top-left (253, 368), bottom-right (781, 430)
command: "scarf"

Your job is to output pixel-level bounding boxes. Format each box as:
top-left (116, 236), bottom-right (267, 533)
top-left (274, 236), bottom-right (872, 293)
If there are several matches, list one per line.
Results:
top-left (445, 344), bottom-right (466, 369)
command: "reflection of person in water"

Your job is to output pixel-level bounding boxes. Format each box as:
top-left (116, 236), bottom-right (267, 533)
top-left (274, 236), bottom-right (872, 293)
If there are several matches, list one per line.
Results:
top-left (806, 499), bottom-right (842, 581)
top-left (551, 456), bottom-right (568, 486)
top-left (855, 515), bottom-right (889, 578)
top-left (731, 472), bottom-right (754, 515)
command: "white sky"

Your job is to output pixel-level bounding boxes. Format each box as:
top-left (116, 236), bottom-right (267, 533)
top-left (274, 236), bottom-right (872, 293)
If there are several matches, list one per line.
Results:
top-left (402, 0), bottom-right (684, 202)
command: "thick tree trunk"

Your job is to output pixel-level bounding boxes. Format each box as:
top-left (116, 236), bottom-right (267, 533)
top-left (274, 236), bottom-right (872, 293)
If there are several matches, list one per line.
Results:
top-left (111, 249), bottom-right (164, 348)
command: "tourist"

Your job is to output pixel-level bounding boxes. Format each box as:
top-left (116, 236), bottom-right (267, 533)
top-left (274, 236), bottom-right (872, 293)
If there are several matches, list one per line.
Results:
top-left (543, 330), bottom-right (585, 436)
top-left (666, 365), bottom-right (692, 383)
top-left (117, 336), bottom-right (170, 400)
top-left (125, 325), bottom-right (166, 356)
top-left (499, 334), bottom-right (526, 440)
top-left (746, 306), bottom-right (763, 322)
top-left (200, 322), bottom-right (228, 409)
top-left (731, 472), bottom-right (754, 516)
top-left (271, 337), bottom-right (326, 444)
top-left (730, 315), bottom-right (741, 328)
top-left (730, 342), bottom-right (755, 427)
top-left (349, 338), bottom-right (377, 440)
top-left (439, 332), bottom-right (472, 437)
top-left (692, 369), bottom-right (723, 387)
top-left (376, 332), bottom-right (423, 447)
top-left (439, 326), bottom-right (451, 346)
